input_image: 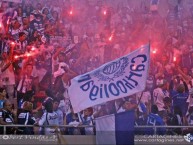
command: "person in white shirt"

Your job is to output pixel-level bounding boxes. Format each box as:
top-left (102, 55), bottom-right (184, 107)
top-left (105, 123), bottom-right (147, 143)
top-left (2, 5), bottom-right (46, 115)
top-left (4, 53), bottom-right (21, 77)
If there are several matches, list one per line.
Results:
top-left (0, 45), bottom-right (16, 108)
top-left (187, 87), bottom-right (193, 109)
top-left (53, 98), bottom-right (64, 133)
top-left (38, 100), bottom-right (59, 135)
top-left (80, 107), bottom-right (94, 135)
top-left (153, 79), bottom-right (169, 117)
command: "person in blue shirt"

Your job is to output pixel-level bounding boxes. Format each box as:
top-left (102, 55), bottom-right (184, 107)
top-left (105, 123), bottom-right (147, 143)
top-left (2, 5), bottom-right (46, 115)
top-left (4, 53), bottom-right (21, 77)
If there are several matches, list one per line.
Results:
top-left (170, 81), bottom-right (189, 118)
top-left (146, 105), bottom-right (166, 135)
top-left (65, 106), bottom-right (82, 135)
top-left (0, 87), bottom-right (6, 109)
top-left (135, 102), bottom-right (148, 135)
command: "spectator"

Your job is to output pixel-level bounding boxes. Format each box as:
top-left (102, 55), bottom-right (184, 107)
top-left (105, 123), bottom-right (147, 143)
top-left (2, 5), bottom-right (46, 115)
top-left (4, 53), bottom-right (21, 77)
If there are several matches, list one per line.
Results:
top-left (0, 87), bottom-right (6, 109)
top-left (184, 106), bottom-right (193, 134)
top-left (22, 16), bottom-right (30, 33)
top-left (23, 5), bottom-right (33, 17)
top-left (30, 12), bottom-right (44, 35)
top-left (0, 44), bottom-right (16, 108)
top-left (170, 83), bottom-right (189, 119)
top-left (12, 6), bottom-right (23, 24)
top-left (136, 89), bottom-right (151, 114)
top-left (37, 99), bottom-right (59, 135)
top-left (187, 106), bottom-right (193, 126)
top-left (167, 106), bottom-right (183, 135)
top-left (8, 18), bottom-right (23, 41)
top-left (163, 97), bottom-right (172, 116)
top-left (135, 102), bottom-right (148, 135)
top-left (64, 106), bottom-right (81, 135)
top-left (146, 104), bottom-right (166, 135)
top-left (153, 79), bottom-right (169, 117)
top-left (15, 31), bottom-right (28, 53)
top-left (53, 98), bottom-right (64, 133)
top-left (93, 104), bottom-right (108, 118)
top-left (116, 96), bottom-right (137, 113)
top-left (17, 63), bottom-right (36, 106)
top-left (0, 100), bottom-right (16, 134)
top-left (35, 89), bottom-right (54, 113)
top-left (17, 101), bottom-right (36, 134)
top-left (80, 107), bottom-right (94, 135)
top-left (187, 88), bottom-right (193, 109)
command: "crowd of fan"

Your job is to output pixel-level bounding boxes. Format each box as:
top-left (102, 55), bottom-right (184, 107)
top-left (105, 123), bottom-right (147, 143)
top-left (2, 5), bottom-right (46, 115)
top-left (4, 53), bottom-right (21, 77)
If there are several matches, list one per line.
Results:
top-left (0, 0), bottom-right (193, 135)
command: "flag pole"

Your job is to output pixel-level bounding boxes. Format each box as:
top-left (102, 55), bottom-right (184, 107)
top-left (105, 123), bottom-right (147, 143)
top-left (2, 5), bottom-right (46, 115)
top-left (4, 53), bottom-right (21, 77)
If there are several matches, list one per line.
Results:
top-left (136, 41), bottom-right (150, 107)
top-left (56, 127), bottom-right (67, 145)
top-left (77, 112), bottom-right (83, 123)
top-left (149, 39), bottom-right (151, 52)
top-left (137, 91), bottom-right (144, 107)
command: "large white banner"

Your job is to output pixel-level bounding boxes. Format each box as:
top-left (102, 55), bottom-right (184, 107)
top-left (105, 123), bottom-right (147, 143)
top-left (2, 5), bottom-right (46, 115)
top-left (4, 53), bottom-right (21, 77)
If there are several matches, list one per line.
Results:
top-left (68, 44), bottom-right (150, 113)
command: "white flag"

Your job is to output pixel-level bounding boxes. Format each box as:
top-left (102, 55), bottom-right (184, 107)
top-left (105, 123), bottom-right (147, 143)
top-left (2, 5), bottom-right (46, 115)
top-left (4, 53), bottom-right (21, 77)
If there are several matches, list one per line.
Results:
top-left (68, 44), bottom-right (150, 113)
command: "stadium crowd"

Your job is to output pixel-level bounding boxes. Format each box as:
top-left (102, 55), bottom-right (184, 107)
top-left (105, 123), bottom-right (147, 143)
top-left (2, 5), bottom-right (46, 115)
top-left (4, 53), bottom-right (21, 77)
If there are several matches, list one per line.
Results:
top-left (0, 0), bottom-right (193, 135)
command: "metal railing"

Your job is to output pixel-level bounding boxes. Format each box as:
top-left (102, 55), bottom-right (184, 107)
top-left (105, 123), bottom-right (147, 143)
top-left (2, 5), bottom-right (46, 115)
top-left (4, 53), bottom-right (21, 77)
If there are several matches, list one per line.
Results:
top-left (0, 124), bottom-right (95, 135)
top-left (0, 124), bottom-right (193, 135)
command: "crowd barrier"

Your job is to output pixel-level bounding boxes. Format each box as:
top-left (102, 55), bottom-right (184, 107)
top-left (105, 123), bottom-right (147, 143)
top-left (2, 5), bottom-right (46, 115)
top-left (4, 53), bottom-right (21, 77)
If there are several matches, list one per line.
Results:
top-left (0, 125), bottom-right (192, 144)
top-left (1, 124), bottom-right (193, 134)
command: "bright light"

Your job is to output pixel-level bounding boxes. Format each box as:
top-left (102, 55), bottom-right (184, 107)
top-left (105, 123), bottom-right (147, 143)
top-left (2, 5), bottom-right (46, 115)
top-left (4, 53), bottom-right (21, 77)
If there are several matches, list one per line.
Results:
top-left (0, 23), bottom-right (2, 28)
top-left (109, 35), bottom-right (113, 41)
top-left (173, 56), bottom-right (176, 62)
top-left (26, 53), bottom-right (31, 57)
top-left (69, 10), bottom-right (73, 15)
top-left (11, 42), bottom-right (15, 45)
top-left (103, 11), bottom-right (107, 15)
top-left (31, 46), bottom-right (36, 51)
top-left (152, 50), bottom-right (157, 54)
top-left (14, 55), bottom-right (19, 59)
top-left (7, 19), bottom-right (10, 25)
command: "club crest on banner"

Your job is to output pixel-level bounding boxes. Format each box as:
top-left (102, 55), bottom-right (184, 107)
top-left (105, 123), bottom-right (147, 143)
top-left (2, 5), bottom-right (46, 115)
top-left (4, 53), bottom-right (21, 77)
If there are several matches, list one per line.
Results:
top-left (93, 57), bottom-right (129, 82)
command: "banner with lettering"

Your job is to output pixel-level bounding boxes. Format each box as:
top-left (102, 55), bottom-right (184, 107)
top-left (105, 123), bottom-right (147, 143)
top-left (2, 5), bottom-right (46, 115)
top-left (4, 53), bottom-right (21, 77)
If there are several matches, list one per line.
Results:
top-left (68, 44), bottom-right (150, 113)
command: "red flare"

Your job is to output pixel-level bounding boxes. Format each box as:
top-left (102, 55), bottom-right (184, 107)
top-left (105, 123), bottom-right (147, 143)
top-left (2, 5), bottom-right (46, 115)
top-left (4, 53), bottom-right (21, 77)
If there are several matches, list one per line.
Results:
top-left (173, 56), bottom-right (176, 62)
top-left (26, 53), bottom-right (31, 57)
top-left (31, 46), bottom-right (36, 51)
top-left (152, 50), bottom-right (157, 54)
top-left (109, 35), bottom-right (113, 41)
top-left (14, 55), bottom-right (19, 59)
